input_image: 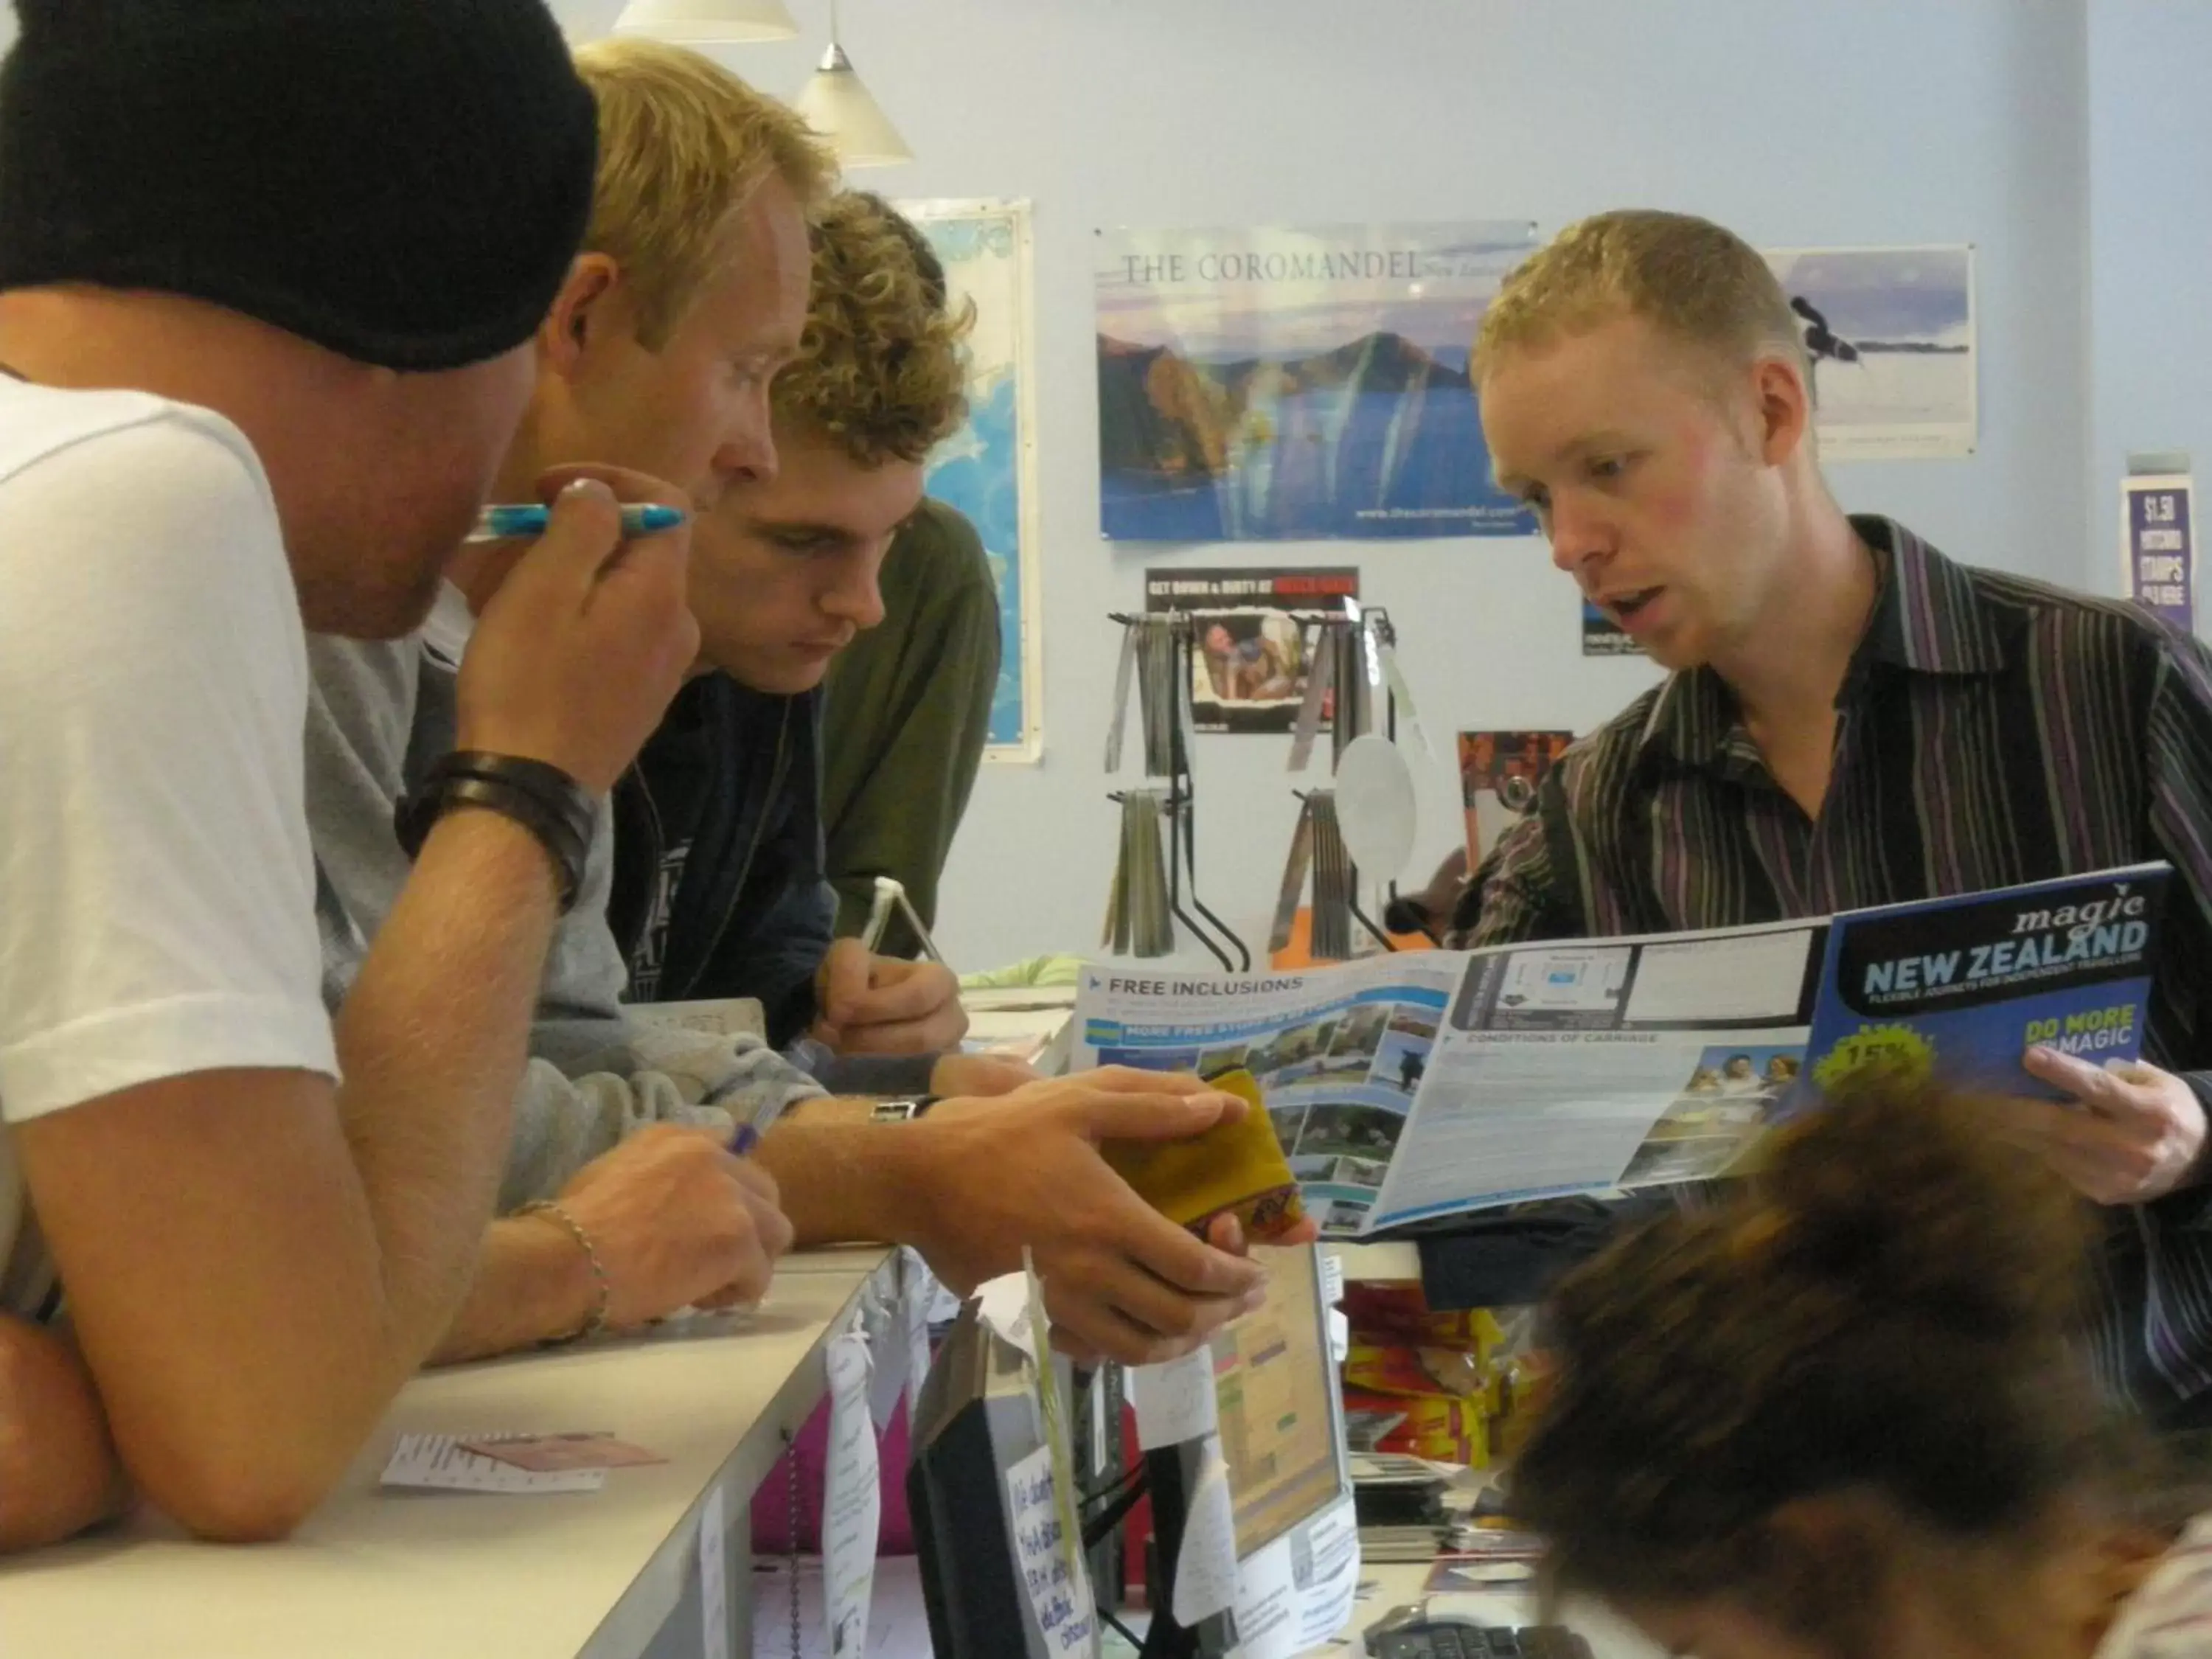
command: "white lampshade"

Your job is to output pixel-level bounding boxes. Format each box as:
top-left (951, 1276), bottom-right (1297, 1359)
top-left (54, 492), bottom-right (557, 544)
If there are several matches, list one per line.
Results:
top-left (790, 42), bottom-right (914, 168)
top-left (611, 0), bottom-right (798, 43)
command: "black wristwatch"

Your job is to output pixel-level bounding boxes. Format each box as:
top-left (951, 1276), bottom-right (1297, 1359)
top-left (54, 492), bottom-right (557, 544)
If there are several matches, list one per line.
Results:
top-left (869, 1096), bottom-right (941, 1125)
top-left (394, 751), bottom-right (594, 912)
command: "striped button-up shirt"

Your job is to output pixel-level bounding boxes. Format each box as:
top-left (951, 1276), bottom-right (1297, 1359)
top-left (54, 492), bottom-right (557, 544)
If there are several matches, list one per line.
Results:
top-left (1449, 516), bottom-right (2212, 1424)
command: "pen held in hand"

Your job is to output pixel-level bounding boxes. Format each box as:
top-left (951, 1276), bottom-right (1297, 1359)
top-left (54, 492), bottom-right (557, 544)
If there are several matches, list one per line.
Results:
top-left (728, 1124), bottom-right (759, 1157)
top-left (465, 502), bottom-right (687, 543)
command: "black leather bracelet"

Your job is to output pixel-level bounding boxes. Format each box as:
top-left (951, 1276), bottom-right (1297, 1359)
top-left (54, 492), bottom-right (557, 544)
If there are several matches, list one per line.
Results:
top-left (394, 753), bottom-right (593, 911)
top-left (433, 751), bottom-right (597, 855)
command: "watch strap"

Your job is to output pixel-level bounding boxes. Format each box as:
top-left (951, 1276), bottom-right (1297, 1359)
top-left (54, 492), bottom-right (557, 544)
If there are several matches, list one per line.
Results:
top-left (867, 1095), bottom-right (941, 1125)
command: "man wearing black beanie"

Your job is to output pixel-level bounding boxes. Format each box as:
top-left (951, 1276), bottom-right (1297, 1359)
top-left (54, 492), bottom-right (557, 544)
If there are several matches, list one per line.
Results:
top-left (0, 0), bottom-right (766, 1551)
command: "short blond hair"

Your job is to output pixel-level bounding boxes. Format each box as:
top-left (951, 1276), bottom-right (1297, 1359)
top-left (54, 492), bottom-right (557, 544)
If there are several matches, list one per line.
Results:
top-left (1475, 210), bottom-right (1806, 388)
top-left (776, 191), bottom-right (975, 468)
top-left (571, 39), bottom-right (835, 348)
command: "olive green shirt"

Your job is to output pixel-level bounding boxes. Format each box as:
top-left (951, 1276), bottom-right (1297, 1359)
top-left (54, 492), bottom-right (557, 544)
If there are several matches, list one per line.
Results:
top-left (820, 498), bottom-right (1001, 956)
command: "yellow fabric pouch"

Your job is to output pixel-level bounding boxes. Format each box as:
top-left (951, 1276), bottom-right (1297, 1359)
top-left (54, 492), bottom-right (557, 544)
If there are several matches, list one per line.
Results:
top-left (1102, 1068), bottom-right (1308, 1242)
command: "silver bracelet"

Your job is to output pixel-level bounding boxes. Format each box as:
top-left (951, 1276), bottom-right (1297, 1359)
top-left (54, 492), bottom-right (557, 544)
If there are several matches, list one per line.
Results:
top-left (515, 1199), bottom-right (611, 1343)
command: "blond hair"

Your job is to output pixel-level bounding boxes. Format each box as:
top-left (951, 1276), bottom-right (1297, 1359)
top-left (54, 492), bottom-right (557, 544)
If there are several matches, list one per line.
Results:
top-left (1475, 209), bottom-right (1806, 389)
top-left (571, 39), bottom-right (835, 348)
top-left (776, 191), bottom-right (975, 468)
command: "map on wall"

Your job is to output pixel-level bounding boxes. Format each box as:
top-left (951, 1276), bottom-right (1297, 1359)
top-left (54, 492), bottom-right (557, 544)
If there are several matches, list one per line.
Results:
top-left (1094, 221), bottom-right (1540, 542)
top-left (902, 198), bottom-right (1043, 762)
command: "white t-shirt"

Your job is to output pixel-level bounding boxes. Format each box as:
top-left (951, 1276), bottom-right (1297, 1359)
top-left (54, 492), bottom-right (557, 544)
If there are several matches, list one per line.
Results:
top-left (2100, 1514), bottom-right (2212, 1657)
top-left (0, 380), bottom-right (338, 1320)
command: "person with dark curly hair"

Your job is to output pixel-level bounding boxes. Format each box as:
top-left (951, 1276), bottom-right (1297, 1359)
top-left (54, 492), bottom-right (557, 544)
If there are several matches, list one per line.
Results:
top-left (1512, 1081), bottom-right (2212, 1659)
top-left (814, 208), bottom-right (1003, 964)
top-left (605, 188), bottom-right (986, 1063)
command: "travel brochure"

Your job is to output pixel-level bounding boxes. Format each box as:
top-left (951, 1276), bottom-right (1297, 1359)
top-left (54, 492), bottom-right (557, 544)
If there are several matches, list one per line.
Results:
top-left (1072, 866), bottom-right (2169, 1237)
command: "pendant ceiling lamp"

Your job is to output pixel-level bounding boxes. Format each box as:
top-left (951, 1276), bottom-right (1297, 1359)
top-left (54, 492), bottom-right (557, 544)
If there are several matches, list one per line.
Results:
top-left (611, 0), bottom-right (799, 44)
top-left (790, 0), bottom-right (913, 168)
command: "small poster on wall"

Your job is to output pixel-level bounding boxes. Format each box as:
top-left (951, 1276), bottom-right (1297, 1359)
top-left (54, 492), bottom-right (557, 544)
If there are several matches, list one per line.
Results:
top-left (1096, 222), bottom-right (1539, 542)
top-left (1145, 566), bottom-right (1360, 734)
top-left (2122, 469), bottom-right (2196, 636)
top-left (1582, 599), bottom-right (1645, 658)
top-left (1764, 245), bottom-right (1977, 461)
top-left (1458, 731), bottom-right (1573, 866)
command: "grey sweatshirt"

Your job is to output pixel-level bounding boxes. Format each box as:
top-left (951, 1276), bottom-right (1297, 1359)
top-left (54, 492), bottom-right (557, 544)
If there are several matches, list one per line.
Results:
top-left (302, 594), bottom-right (825, 1211)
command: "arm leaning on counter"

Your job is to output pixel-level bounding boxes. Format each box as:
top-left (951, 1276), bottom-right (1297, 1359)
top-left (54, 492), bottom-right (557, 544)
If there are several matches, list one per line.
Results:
top-left (431, 1062), bottom-right (1282, 1370)
top-left (307, 627), bottom-right (1290, 1374)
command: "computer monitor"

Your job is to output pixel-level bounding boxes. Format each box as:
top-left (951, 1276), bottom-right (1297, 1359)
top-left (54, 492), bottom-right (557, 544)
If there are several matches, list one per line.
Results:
top-left (907, 1245), bottom-right (1353, 1659)
top-left (1214, 1242), bottom-right (1349, 1559)
top-left (1146, 1242), bottom-right (1356, 1658)
top-left (906, 1299), bottom-right (1061, 1658)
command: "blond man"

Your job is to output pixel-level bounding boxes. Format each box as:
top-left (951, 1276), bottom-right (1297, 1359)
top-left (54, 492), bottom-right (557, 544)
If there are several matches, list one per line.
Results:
top-left (308, 48), bottom-right (1281, 1368)
top-left (1450, 208), bottom-right (2212, 1427)
top-left (607, 188), bottom-right (986, 1078)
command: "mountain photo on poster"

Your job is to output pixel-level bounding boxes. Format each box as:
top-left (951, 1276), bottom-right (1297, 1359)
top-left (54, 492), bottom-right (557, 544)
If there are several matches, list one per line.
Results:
top-left (1095, 223), bottom-right (1538, 541)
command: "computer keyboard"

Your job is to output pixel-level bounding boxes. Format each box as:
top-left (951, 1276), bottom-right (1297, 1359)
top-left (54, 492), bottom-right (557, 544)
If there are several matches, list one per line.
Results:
top-left (1371, 1621), bottom-right (1595, 1659)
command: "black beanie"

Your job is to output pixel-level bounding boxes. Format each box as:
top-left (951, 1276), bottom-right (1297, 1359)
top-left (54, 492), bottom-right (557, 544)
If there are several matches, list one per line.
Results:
top-left (0, 0), bottom-right (599, 372)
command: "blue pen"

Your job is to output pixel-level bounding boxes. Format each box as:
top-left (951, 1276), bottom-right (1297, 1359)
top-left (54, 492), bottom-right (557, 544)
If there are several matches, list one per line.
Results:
top-left (728, 1124), bottom-right (759, 1156)
top-left (466, 502), bottom-right (687, 543)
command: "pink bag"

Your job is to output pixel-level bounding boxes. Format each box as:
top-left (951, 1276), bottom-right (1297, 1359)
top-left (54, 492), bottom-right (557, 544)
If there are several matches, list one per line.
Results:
top-left (749, 1391), bottom-right (915, 1554)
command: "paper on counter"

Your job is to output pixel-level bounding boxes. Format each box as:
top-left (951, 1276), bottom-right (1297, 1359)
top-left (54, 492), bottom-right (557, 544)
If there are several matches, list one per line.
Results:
top-left (627, 998), bottom-right (768, 1040)
top-left (1232, 1495), bottom-right (1360, 1659)
top-left (974, 1271), bottom-right (1037, 1365)
top-left (1172, 1448), bottom-right (1239, 1625)
top-left (860, 1278), bottom-right (909, 1432)
top-left (1005, 1441), bottom-right (1098, 1657)
top-left (700, 1484), bottom-right (729, 1659)
top-left (822, 1329), bottom-right (883, 1659)
top-left (1231, 1534), bottom-right (1300, 1659)
top-left (1288, 1499), bottom-right (1363, 1650)
top-left (459, 1432), bottom-right (664, 1472)
top-left (751, 1557), bottom-right (936, 1659)
top-left (380, 1433), bottom-right (605, 1495)
top-left (1426, 1558), bottom-right (1537, 1592)
top-left (1127, 1347), bottom-right (1219, 1450)
top-left (902, 1248), bottom-right (936, 1437)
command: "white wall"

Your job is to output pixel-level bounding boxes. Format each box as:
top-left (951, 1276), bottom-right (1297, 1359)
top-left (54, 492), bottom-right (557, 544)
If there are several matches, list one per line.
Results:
top-left (2, 2), bottom-right (2111, 969)
top-left (2087, 0), bottom-right (2212, 592)
top-left (546, 0), bottom-right (2091, 969)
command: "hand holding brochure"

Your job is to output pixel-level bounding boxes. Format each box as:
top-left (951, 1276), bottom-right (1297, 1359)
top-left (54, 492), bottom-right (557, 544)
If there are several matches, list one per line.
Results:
top-left (1070, 866), bottom-right (2170, 1237)
top-left (1804, 865), bottom-right (2163, 1093)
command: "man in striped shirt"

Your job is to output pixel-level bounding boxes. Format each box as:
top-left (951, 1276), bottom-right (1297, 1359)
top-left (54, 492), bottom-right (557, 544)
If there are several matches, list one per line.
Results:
top-left (1448, 209), bottom-right (2212, 1427)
